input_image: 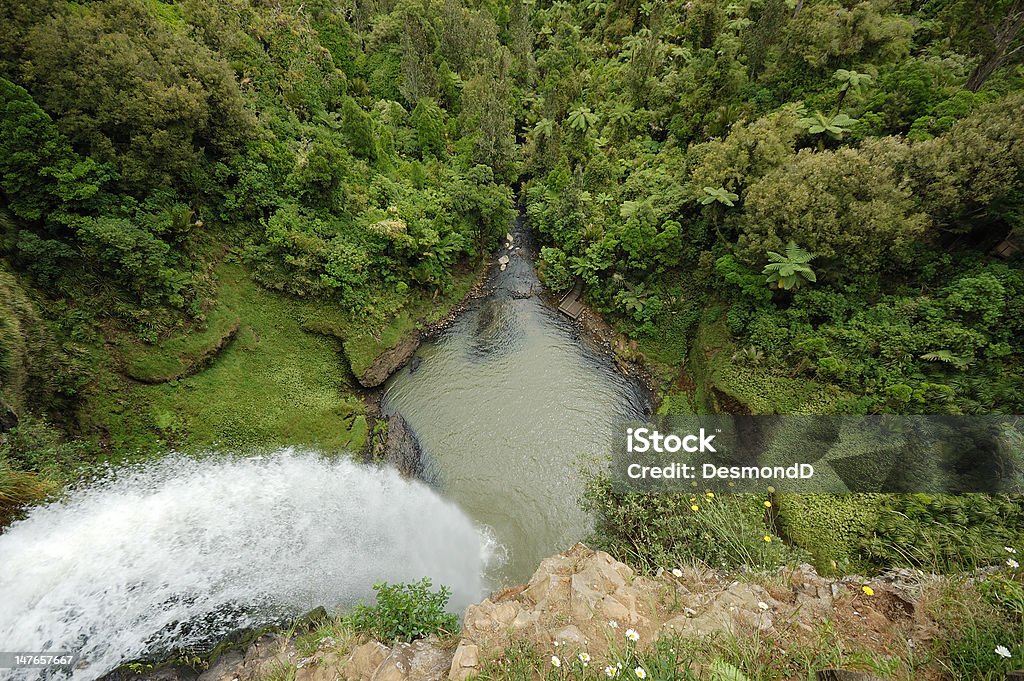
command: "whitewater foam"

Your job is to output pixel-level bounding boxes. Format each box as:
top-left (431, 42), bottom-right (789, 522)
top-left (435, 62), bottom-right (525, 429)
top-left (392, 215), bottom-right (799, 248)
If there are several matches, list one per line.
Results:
top-left (0, 450), bottom-right (488, 680)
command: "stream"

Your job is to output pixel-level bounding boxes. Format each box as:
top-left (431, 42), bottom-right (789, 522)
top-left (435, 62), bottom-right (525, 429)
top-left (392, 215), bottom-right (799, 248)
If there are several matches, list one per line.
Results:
top-left (383, 217), bottom-right (652, 585)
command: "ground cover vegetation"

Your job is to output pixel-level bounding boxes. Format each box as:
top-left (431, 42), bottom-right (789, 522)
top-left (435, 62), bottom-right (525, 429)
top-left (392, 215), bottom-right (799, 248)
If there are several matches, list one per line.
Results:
top-left (2, 0), bottom-right (1024, 671)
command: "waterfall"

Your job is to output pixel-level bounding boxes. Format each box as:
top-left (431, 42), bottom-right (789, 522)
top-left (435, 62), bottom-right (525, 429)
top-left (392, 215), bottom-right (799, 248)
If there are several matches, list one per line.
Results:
top-left (0, 450), bottom-right (488, 680)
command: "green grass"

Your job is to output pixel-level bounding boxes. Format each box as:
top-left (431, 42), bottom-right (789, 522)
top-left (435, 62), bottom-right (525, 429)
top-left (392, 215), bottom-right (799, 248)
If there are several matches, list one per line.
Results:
top-left (333, 262), bottom-right (483, 380)
top-left (80, 262), bottom-right (368, 456)
top-left (78, 257), bottom-right (484, 459)
top-left (0, 457), bottom-right (56, 525)
top-left (121, 306), bottom-right (240, 383)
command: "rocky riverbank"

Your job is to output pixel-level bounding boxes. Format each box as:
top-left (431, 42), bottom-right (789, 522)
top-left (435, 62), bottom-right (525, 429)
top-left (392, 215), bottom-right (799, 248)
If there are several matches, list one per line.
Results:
top-left (128, 544), bottom-right (943, 681)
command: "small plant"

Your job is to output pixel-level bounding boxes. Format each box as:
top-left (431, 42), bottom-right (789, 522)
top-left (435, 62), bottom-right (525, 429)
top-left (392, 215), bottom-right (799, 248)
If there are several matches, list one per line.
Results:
top-left (345, 578), bottom-right (458, 642)
top-left (294, 613), bottom-right (359, 657)
top-left (797, 111), bottom-right (858, 139)
top-left (699, 186), bottom-right (740, 207)
top-left (261, 660), bottom-right (297, 681)
top-left (732, 345), bottom-right (764, 365)
top-left (762, 242), bottom-right (816, 290)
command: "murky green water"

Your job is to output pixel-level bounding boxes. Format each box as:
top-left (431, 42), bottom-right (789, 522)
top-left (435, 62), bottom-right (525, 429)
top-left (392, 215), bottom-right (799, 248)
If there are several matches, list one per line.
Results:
top-left (382, 220), bottom-right (651, 586)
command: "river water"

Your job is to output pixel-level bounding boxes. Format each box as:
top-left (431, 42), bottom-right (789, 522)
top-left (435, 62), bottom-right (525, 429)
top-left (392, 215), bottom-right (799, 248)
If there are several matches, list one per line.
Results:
top-left (383, 219), bottom-right (652, 586)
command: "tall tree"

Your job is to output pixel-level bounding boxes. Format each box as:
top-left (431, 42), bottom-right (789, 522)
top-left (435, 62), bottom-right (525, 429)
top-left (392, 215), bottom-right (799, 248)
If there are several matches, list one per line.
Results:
top-left (947, 0), bottom-right (1024, 91)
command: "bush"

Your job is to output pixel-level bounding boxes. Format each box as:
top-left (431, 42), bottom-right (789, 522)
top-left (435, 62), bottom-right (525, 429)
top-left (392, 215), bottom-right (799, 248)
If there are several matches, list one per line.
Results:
top-left (537, 246), bottom-right (575, 293)
top-left (581, 471), bottom-right (799, 572)
top-left (856, 494), bottom-right (1024, 573)
top-left (774, 493), bottom-right (882, 574)
top-left (345, 578), bottom-right (458, 642)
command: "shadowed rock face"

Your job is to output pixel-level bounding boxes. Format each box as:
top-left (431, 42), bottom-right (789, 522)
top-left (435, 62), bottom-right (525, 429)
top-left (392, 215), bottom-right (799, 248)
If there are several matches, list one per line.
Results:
top-left (384, 413), bottom-right (424, 478)
top-left (358, 332), bottom-right (421, 388)
top-left (0, 398), bottom-right (17, 432)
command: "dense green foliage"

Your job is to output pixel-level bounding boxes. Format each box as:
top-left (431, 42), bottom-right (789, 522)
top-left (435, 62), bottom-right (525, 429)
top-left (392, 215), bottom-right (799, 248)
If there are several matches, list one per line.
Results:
top-left (345, 578), bottom-right (458, 642)
top-left (2, 0), bottom-right (1024, 602)
top-left (0, 0), bottom-right (520, 478)
top-left (520, 0), bottom-right (1024, 416)
top-left (1, 0), bottom-right (515, 319)
top-left (525, 0), bottom-right (1024, 580)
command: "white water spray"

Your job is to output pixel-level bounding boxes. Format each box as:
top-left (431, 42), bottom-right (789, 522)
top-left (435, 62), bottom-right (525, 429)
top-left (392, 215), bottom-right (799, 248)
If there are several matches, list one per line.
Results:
top-left (0, 450), bottom-right (489, 680)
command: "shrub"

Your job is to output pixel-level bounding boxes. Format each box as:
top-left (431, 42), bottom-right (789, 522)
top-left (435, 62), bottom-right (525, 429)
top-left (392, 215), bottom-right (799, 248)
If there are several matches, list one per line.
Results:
top-left (856, 494), bottom-right (1024, 573)
top-left (345, 578), bottom-right (458, 642)
top-left (581, 471), bottom-right (799, 572)
top-left (774, 494), bottom-right (881, 574)
top-left (537, 247), bottom-right (575, 292)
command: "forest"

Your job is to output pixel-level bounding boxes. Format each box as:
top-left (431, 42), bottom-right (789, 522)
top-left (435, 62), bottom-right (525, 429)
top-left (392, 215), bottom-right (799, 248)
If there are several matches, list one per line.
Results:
top-left (1, 0), bottom-right (1024, 673)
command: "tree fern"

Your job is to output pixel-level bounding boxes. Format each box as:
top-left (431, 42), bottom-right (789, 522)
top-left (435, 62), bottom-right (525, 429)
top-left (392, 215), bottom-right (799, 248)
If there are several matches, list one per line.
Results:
top-left (762, 241), bottom-right (817, 290)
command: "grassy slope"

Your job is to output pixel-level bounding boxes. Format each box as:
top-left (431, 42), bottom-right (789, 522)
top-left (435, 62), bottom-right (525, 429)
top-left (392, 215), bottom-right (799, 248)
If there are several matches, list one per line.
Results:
top-left (77, 257), bottom-right (484, 461)
top-left (79, 262), bottom-right (368, 458)
top-left (334, 260), bottom-right (485, 380)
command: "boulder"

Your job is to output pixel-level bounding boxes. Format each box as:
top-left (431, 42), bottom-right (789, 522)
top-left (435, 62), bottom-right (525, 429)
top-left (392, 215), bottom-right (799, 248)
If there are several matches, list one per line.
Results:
top-left (196, 651), bottom-right (245, 681)
top-left (371, 640), bottom-right (450, 681)
top-left (196, 634), bottom-right (297, 681)
top-left (345, 641), bottom-right (390, 681)
top-left (447, 643), bottom-right (478, 681)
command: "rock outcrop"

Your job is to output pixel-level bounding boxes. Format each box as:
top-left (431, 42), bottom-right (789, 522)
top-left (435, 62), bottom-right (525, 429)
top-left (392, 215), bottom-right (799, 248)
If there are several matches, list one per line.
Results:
top-left (356, 332), bottom-right (420, 388)
top-left (125, 545), bottom-right (930, 681)
top-left (449, 544), bottom-right (925, 679)
top-left (382, 412), bottom-right (424, 478)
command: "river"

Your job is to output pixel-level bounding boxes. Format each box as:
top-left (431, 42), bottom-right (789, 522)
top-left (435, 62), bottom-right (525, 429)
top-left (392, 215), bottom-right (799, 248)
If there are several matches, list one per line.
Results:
top-left (383, 218), bottom-right (652, 585)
